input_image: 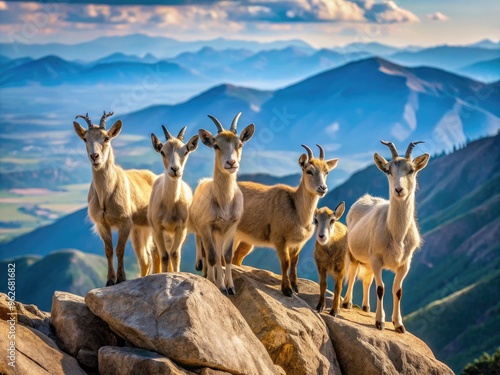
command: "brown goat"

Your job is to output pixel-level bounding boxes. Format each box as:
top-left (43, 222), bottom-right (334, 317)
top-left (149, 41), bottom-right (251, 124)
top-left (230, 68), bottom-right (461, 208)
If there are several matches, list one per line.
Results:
top-left (313, 202), bottom-right (348, 316)
top-left (232, 144), bottom-right (339, 297)
top-left (73, 112), bottom-right (157, 286)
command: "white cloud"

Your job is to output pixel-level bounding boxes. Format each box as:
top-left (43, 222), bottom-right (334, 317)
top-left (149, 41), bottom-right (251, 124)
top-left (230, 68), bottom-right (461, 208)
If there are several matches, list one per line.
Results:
top-left (427, 12), bottom-right (449, 21)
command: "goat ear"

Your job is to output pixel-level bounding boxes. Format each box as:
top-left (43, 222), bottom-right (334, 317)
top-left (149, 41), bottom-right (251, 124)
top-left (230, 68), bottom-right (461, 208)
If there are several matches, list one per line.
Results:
top-left (326, 158), bottom-right (339, 171)
top-left (240, 124), bottom-right (255, 143)
top-left (186, 135), bottom-right (199, 152)
top-left (413, 153), bottom-right (430, 172)
top-left (374, 153), bottom-right (389, 173)
top-left (199, 129), bottom-right (215, 148)
top-left (151, 133), bottom-right (163, 153)
top-left (298, 154), bottom-right (308, 169)
top-left (108, 120), bottom-right (122, 139)
top-left (334, 201), bottom-right (345, 220)
top-left (73, 121), bottom-right (86, 140)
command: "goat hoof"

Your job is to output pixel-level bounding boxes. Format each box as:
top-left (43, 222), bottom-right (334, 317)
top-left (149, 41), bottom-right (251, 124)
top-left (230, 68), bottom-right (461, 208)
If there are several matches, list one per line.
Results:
top-left (362, 305), bottom-right (370, 312)
top-left (329, 310), bottom-right (337, 317)
top-left (105, 280), bottom-right (115, 287)
top-left (394, 323), bottom-right (406, 334)
top-left (315, 303), bottom-right (324, 312)
top-left (282, 287), bottom-right (294, 297)
top-left (195, 260), bottom-right (203, 271)
top-left (375, 321), bottom-right (385, 330)
top-left (220, 287), bottom-right (228, 295)
top-left (342, 301), bottom-right (353, 309)
top-left (228, 287), bottom-right (236, 295)
top-left (292, 284), bottom-right (299, 294)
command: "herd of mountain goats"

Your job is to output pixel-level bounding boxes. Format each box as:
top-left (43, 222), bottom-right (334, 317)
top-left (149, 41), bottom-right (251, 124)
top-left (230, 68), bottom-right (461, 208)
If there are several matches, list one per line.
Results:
top-left (73, 110), bottom-right (429, 333)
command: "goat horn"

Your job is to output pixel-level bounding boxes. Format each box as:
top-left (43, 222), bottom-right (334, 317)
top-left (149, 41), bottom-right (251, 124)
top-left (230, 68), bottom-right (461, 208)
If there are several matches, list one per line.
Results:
top-left (405, 141), bottom-right (425, 159)
top-left (380, 140), bottom-right (399, 159)
top-left (99, 111), bottom-right (114, 129)
top-left (301, 144), bottom-right (314, 160)
top-left (316, 144), bottom-right (325, 160)
top-left (75, 113), bottom-right (93, 129)
top-left (230, 112), bottom-right (241, 134)
top-left (162, 125), bottom-right (172, 141)
top-left (207, 115), bottom-right (224, 133)
top-left (177, 126), bottom-right (187, 141)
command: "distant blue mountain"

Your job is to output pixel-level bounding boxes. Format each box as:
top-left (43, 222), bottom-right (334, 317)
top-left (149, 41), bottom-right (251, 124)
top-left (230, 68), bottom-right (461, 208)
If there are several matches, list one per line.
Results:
top-left (465, 39), bottom-right (500, 50)
top-left (0, 34), bottom-right (314, 60)
top-left (388, 46), bottom-right (500, 72)
top-left (459, 57), bottom-right (500, 83)
top-left (168, 46), bottom-right (253, 73)
top-left (92, 52), bottom-right (160, 66)
top-left (333, 42), bottom-right (401, 56)
top-left (0, 57), bottom-right (205, 86)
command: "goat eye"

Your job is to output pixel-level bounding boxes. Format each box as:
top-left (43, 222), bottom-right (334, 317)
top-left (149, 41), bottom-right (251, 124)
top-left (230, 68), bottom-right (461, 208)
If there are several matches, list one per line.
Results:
top-left (104, 137), bottom-right (110, 142)
top-left (330, 219), bottom-right (335, 225)
top-left (83, 138), bottom-right (87, 143)
top-left (214, 144), bottom-right (219, 150)
top-left (313, 219), bottom-right (318, 225)
top-left (161, 151), bottom-right (165, 156)
top-left (386, 170), bottom-right (392, 175)
top-left (307, 170), bottom-right (313, 175)
top-left (184, 150), bottom-right (189, 156)
top-left (408, 169), bottom-right (415, 175)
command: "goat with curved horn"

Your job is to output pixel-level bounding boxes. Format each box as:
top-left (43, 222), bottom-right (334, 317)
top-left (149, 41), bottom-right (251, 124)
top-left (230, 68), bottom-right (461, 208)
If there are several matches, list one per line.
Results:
top-left (177, 126), bottom-right (187, 141)
top-left (380, 140), bottom-right (399, 159)
top-left (75, 113), bottom-right (93, 129)
top-left (99, 111), bottom-right (114, 129)
top-left (405, 141), bottom-right (425, 159)
top-left (316, 144), bottom-right (325, 160)
top-left (207, 115), bottom-right (224, 133)
top-left (161, 125), bottom-right (172, 140)
top-left (301, 144), bottom-right (314, 160)
top-left (230, 112), bottom-right (241, 134)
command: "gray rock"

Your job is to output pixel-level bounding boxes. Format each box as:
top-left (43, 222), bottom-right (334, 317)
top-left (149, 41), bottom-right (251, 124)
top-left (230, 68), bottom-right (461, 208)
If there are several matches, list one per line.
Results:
top-left (51, 291), bottom-right (120, 370)
top-left (85, 273), bottom-right (279, 375)
top-left (230, 267), bottom-right (341, 375)
top-left (99, 346), bottom-right (195, 375)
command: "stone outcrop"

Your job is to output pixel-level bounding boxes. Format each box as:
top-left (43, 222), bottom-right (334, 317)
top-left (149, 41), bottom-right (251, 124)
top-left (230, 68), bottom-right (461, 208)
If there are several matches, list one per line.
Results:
top-left (0, 267), bottom-right (454, 375)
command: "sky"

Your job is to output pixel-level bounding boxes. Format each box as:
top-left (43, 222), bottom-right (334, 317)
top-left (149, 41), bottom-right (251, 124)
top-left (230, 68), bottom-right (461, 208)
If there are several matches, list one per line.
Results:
top-left (0, 0), bottom-right (499, 47)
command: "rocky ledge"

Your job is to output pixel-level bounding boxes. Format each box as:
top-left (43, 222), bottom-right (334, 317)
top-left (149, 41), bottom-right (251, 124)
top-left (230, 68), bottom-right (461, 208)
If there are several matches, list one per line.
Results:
top-left (0, 266), bottom-right (453, 375)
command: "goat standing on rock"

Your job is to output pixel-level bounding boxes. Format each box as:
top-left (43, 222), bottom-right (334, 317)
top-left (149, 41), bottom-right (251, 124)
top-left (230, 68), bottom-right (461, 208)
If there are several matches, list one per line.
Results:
top-left (148, 125), bottom-right (199, 273)
top-left (189, 113), bottom-right (254, 295)
top-left (73, 112), bottom-right (157, 286)
top-left (343, 140), bottom-right (429, 333)
top-left (314, 202), bottom-right (348, 317)
top-left (231, 144), bottom-right (339, 297)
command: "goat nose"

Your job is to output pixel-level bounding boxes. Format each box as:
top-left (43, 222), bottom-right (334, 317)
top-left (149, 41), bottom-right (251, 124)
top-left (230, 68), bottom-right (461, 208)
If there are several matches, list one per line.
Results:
top-left (90, 153), bottom-right (99, 161)
top-left (227, 160), bottom-right (236, 167)
top-left (319, 185), bottom-right (327, 191)
top-left (395, 187), bottom-right (403, 194)
top-left (171, 166), bottom-right (179, 172)
top-left (319, 234), bottom-right (325, 239)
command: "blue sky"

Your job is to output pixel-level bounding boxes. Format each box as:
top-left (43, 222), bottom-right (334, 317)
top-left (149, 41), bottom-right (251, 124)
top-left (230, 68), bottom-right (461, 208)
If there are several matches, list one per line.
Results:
top-left (0, 0), bottom-right (499, 46)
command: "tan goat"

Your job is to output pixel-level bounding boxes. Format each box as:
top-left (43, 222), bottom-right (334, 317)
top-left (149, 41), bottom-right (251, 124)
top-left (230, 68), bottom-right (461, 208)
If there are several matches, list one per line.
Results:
top-left (73, 112), bottom-right (157, 286)
top-left (148, 125), bottom-right (199, 273)
top-left (189, 113), bottom-right (254, 294)
top-left (232, 144), bottom-right (339, 297)
top-left (313, 202), bottom-right (348, 317)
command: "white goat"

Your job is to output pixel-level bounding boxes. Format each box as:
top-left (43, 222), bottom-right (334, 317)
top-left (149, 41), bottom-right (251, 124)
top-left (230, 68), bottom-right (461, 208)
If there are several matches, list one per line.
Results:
top-left (148, 125), bottom-right (199, 273)
top-left (73, 112), bottom-right (157, 286)
top-left (343, 140), bottom-right (429, 333)
top-left (189, 113), bottom-right (254, 294)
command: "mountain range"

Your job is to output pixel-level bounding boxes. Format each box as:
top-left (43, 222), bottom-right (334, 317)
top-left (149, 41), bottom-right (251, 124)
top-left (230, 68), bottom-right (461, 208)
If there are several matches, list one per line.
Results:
top-left (1, 133), bottom-right (498, 372)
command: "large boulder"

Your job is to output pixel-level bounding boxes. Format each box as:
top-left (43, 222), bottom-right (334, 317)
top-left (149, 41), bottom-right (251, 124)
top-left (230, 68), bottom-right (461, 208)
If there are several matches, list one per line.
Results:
top-left (98, 346), bottom-right (195, 375)
top-left (230, 267), bottom-right (341, 375)
top-left (0, 319), bottom-right (86, 375)
top-left (85, 273), bottom-right (280, 375)
top-left (0, 292), bottom-right (52, 339)
top-left (321, 307), bottom-right (454, 375)
top-left (51, 291), bottom-right (121, 370)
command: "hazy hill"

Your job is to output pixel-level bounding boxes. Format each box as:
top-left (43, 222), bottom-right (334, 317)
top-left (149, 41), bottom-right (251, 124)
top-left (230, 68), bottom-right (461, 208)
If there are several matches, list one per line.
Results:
top-left (388, 46), bottom-right (500, 72)
top-left (459, 57), bottom-right (500, 83)
top-left (92, 52), bottom-right (160, 66)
